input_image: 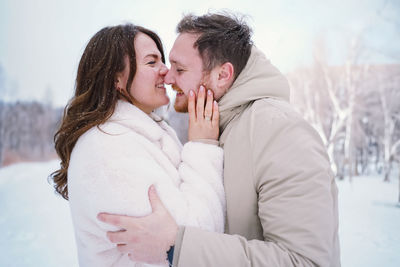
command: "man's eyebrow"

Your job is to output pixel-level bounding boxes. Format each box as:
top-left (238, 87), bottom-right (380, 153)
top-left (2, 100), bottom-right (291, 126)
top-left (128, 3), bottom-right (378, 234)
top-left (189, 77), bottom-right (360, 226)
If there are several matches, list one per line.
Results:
top-left (170, 60), bottom-right (185, 67)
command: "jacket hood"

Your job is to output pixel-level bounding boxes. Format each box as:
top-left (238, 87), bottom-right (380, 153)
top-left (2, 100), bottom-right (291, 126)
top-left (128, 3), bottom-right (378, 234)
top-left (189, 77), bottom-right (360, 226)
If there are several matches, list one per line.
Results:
top-left (219, 46), bottom-right (290, 131)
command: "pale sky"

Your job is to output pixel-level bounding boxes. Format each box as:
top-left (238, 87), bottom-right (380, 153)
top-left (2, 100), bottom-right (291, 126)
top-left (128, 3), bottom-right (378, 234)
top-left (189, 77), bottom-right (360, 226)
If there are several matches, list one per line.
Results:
top-left (1, 0), bottom-right (398, 106)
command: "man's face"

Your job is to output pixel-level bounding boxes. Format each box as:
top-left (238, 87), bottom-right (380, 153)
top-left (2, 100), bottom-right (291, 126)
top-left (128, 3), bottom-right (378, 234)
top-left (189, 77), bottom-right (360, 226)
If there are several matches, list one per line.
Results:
top-left (165, 33), bottom-right (207, 113)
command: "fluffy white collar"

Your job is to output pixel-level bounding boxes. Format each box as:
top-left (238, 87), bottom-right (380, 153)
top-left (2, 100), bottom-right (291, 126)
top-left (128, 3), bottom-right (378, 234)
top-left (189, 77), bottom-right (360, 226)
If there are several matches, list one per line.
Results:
top-left (107, 100), bottom-right (183, 168)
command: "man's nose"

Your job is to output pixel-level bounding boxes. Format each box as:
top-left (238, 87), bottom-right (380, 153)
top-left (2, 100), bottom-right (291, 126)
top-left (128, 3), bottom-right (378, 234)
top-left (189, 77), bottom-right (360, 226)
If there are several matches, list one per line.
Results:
top-left (164, 69), bottom-right (175, 85)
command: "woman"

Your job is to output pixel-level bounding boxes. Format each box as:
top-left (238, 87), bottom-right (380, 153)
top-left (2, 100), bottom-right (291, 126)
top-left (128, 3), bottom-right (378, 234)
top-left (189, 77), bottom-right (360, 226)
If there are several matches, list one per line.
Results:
top-left (51, 24), bottom-right (225, 266)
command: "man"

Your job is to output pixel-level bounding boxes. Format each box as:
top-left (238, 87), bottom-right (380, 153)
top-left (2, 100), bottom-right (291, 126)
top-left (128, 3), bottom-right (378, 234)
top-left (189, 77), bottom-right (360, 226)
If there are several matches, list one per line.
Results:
top-left (98, 13), bottom-right (340, 267)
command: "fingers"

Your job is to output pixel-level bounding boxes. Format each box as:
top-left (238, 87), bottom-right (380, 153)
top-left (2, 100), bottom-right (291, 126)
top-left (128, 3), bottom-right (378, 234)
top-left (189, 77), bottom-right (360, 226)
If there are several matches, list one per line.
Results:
top-left (196, 85), bottom-right (206, 119)
top-left (97, 213), bottom-right (137, 229)
top-left (204, 90), bottom-right (213, 122)
top-left (148, 185), bottom-right (164, 213)
top-left (212, 100), bottom-right (219, 127)
top-left (188, 90), bottom-right (196, 122)
top-left (107, 230), bottom-right (129, 245)
top-left (117, 244), bottom-right (130, 253)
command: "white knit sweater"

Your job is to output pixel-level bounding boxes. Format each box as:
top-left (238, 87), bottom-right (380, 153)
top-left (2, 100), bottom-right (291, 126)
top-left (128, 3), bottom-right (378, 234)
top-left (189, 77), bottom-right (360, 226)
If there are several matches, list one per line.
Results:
top-left (68, 100), bottom-right (225, 267)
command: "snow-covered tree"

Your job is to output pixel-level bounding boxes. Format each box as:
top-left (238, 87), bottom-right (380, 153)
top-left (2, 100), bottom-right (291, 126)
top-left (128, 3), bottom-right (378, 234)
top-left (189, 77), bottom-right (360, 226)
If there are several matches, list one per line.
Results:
top-left (376, 66), bottom-right (400, 181)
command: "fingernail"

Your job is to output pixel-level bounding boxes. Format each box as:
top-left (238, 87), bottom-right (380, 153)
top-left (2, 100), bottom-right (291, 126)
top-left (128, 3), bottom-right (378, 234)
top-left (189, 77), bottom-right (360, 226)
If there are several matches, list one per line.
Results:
top-left (149, 185), bottom-right (155, 193)
top-left (214, 100), bottom-right (218, 106)
top-left (208, 90), bottom-right (212, 95)
top-left (97, 214), bottom-right (104, 221)
top-left (189, 90), bottom-right (194, 97)
top-left (200, 85), bottom-right (204, 92)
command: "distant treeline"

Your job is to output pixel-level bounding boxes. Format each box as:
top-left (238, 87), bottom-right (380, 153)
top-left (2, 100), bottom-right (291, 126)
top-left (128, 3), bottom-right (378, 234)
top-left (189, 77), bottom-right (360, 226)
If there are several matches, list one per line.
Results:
top-left (0, 101), bottom-right (62, 166)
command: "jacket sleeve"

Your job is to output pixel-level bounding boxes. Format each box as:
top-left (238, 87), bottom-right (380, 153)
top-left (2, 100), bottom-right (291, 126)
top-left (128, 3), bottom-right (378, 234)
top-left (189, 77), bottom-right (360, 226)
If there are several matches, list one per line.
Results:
top-left (179, 141), bottom-right (226, 231)
top-left (173, 103), bottom-right (338, 267)
top-left (68, 130), bottom-right (224, 265)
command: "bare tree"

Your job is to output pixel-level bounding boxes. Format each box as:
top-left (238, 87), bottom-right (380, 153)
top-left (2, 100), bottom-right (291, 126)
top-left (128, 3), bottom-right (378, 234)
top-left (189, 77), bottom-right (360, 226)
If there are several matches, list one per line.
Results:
top-left (376, 66), bottom-right (400, 181)
top-left (290, 34), bottom-right (371, 180)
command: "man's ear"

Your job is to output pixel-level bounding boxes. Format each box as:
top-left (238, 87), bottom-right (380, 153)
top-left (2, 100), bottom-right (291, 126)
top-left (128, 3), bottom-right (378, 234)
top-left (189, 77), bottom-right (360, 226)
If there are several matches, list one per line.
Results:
top-left (216, 62), bottom-right (234, 89)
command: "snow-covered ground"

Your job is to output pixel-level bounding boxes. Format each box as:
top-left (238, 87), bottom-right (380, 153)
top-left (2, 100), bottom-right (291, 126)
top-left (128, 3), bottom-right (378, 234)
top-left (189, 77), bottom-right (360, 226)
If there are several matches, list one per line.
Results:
top-left (0, 160), bottom-right (399, 266)
top-left (338, 173), bottom-right (400, 267)
top-left (0, 160), bottom-right (78, 267)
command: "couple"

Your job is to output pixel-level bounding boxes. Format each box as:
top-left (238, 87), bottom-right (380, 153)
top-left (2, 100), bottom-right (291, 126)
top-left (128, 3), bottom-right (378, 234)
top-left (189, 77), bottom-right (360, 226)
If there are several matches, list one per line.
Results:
top-left (52, 12), bottom-right (340, 267)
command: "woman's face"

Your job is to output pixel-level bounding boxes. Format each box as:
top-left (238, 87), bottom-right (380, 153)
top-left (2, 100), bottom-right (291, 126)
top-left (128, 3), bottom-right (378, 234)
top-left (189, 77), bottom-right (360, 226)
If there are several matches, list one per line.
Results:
top-left (118, 32), bottom-right (169, 114)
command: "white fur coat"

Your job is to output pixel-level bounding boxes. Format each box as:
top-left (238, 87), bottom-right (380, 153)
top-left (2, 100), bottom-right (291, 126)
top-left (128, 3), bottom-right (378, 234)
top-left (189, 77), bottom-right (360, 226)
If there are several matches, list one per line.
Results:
top-left (68, 100), bottom-right (225, 267)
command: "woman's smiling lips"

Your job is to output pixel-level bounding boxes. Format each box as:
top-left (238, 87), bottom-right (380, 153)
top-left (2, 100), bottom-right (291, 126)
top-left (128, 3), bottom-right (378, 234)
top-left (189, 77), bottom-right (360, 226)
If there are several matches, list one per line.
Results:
top-left (156, 83), bottom-right (167, 93)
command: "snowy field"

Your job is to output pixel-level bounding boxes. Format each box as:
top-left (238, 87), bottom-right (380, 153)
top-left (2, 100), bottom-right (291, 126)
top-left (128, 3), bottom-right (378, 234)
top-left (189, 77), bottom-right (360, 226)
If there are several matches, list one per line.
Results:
top-left (0, 160), bottom-right (399, 267)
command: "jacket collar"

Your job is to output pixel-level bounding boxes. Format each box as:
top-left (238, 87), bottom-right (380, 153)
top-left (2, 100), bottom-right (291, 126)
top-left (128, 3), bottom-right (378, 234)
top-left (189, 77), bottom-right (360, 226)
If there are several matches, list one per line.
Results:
top-left (109, 100), bottom-right (165, 142)
top-left (218, 46), bottom-right (290, 133)
top-left (108, 100), bottom-right (182, 168)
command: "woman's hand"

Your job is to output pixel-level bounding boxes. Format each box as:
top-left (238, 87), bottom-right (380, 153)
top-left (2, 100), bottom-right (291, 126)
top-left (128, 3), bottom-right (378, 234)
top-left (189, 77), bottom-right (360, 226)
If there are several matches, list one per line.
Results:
top-left (188, 85), bottom-right (219, 141)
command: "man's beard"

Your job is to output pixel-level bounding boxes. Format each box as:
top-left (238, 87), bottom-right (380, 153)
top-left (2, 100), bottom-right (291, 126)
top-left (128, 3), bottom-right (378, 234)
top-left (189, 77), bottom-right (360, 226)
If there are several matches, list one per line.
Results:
top-left (172, 84), bottom-right (189, 113)
top-left (174, 95), bottom-right (188, 113)
top-left (172, 76), bottom-right (210, 113)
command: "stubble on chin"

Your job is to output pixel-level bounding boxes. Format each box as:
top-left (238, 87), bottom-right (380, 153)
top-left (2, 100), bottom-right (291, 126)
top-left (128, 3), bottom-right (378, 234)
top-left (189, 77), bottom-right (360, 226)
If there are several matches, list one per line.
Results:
top-left (173, 97), bottom-right (188, 113)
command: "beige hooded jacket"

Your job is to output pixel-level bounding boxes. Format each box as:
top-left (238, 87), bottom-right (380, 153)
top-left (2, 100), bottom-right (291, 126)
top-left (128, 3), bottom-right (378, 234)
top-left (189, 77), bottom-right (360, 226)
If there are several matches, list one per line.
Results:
top-left (172, 46), bottom-right (340, 267)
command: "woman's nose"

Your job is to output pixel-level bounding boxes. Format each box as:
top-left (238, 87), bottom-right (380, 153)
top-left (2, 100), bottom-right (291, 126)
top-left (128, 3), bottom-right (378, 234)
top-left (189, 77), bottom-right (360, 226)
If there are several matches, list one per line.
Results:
top-left (159, 63), bottom-right (168, 76)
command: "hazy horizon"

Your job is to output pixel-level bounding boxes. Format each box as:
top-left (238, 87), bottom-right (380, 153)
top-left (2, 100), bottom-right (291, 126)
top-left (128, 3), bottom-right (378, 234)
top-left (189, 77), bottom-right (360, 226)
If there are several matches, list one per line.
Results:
top-left (1, 0), bottom-right (399, 107)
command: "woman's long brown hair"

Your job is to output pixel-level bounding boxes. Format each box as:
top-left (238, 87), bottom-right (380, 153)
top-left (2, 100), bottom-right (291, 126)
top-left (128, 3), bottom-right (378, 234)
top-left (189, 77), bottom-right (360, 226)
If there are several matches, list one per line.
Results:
top-left (51, 24), bottom-right (165, 200)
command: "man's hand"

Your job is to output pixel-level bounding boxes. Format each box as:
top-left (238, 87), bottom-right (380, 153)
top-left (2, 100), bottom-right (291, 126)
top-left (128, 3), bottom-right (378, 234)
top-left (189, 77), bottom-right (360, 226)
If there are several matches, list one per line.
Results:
top-left (97, 185), bottom-right (178, 264)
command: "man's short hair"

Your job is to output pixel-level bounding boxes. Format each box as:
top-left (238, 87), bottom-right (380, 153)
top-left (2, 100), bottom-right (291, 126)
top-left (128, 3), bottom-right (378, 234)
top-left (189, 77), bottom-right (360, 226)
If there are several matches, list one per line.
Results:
top-left (177, 12), bottom-right (253, 81)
